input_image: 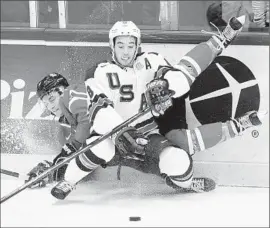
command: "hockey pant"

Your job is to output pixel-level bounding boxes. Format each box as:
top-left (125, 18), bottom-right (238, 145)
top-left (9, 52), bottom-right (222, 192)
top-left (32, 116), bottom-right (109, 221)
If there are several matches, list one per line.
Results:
top-left (107, 133), bottom-right (194, 189)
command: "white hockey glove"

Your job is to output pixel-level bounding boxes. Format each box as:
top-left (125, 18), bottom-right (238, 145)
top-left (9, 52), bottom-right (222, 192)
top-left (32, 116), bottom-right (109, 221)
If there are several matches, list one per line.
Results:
top-left (145, 78), bottom-right (175, 117)
top-left (115, 127), bottom-right (149, 161)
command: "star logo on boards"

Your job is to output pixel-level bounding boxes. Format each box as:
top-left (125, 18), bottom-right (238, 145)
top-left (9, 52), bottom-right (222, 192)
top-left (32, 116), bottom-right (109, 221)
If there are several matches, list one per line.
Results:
top-left (188, 56), bottom-right (260, 125)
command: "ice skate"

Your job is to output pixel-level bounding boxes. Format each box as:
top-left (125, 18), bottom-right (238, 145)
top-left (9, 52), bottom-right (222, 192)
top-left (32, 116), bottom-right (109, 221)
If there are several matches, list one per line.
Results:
top-left (233, 110), bottom-right (267, 134)
top-left (203, 15), bottom-right (246, 52)
top-left (188, 177), bottom-right (216, 193)
top-left (163, 174), bottom-right (216, 193)
top-left (217, 15), bottom-right (245, 48)
top-left (51, 180), bottom-right (75, 200)
top-left (176, 177), bottom-right (216, 193)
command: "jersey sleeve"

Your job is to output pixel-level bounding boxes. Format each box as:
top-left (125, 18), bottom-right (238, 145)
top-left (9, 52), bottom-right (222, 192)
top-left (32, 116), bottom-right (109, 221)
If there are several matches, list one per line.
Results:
top-left (67, 84), bottom-right (92, 144)
top-left (86, 82), bottom-right (124, 137)
top-left (74, 115), bottom-right (91, 144)
top-left (84, 74), bottom-right (126, 136)
top-left (145, 52), bottom-right (172, 78)
top-left (85, 62), bottom-right (114, 101)
top-left (73, 107), bottom-right (91, 145)
top-left (143, 53), bottom-right (191, 99)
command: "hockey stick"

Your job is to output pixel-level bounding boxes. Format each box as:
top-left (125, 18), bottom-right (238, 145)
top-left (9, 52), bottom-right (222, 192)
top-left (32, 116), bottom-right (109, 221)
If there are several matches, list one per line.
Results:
top-left (0, 107), bottom-right (151, 204)
top-left (0, 168), bottom-right (28, 180)
top-left (1, 168), bottom-right (20, 178)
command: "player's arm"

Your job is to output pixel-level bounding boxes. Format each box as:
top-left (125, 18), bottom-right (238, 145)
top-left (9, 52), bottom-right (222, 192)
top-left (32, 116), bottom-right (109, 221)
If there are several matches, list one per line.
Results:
top-left (25, 87), bottom-right (92, 187)
top-left (145, 50), bottom-right (216, 116)
top-left (51, 107), bottom-right (93, 183)
top-left (144, 53), bottom-right (191, 116)
top-left (85, 62), bottom-right (114, 101)
top-left (86, 77), bottom-right (148, 161)
top-left (145, 52), bottom-right (192, 97)
top-left (69, 92), bottom-right (92, 145)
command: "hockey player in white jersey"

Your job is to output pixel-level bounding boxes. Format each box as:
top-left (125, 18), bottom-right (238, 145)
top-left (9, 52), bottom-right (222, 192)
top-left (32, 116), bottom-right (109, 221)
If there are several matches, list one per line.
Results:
top-left (27, 17), bottom-right (265, 200)
top-left (58, 17), bottom-right (264, 198)
top-left (82, 18), bottom-right (265, 191)
top-left (86, 16), bottom-right (266, 190)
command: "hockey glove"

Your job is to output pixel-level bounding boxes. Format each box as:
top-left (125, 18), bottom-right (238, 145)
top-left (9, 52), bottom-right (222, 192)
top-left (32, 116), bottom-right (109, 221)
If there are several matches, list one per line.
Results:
top-left (25, 160), bottom-right (54, 189)
top-left (25, 143), bottom-right (78, 188)
top-left (145, 78), bottom-right (175, 117)
top-left (115, 127), bottom-right (149, 161)
top-left (52, 142), bottom-right (78, 181)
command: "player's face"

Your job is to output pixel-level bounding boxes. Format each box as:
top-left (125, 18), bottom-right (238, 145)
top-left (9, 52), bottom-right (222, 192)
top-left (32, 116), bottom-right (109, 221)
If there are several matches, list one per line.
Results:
top-left (41, 88), bottom-right (63, 117)
top-left (114, 36), bottom-right (137, 67)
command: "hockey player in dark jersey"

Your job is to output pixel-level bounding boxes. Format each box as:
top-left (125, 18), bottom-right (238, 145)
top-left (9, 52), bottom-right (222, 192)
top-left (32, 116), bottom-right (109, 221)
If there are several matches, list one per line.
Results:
top-left (24, 73), bottom-right (98, 188)
top-left (25, 73), bottom-right (149, 196)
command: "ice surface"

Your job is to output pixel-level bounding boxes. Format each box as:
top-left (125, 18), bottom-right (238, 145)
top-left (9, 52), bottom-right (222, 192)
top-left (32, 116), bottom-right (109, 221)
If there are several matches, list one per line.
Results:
top-left (1, 154), bottom-right (269, 227)
top-left (1, 177), bottom-right (269, 227)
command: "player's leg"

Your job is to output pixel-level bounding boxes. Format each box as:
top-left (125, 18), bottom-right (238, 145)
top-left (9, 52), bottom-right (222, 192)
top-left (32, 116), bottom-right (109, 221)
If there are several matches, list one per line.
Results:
top-left (159, 146), bottom-right (215, 192)
top-left (147, 16), bottom-right (245, 118)
top-left (51, 136), bottom-right (116, 200)
top-left (165, 110), bottom-right (266, 156)
top-left (159, 16), bottom-right (246, 107)
top-left (141, 134), bottom-right (215, 192)
top-left (174, 16), bottom-right (245, 83)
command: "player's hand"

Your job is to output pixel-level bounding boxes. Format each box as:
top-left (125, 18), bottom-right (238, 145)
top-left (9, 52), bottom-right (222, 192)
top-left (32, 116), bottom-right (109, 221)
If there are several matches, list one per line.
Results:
top-left (115, 127), bottom-right (149, 161)
top-left (25, 160), bottom-right (54, 188)
top-left (145, 78), bottom-right (175, 117)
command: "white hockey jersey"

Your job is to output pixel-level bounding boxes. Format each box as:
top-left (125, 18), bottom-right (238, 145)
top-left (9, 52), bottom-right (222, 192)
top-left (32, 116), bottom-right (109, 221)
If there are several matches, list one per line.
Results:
top-left (85, 52), bottom-right (170, 133)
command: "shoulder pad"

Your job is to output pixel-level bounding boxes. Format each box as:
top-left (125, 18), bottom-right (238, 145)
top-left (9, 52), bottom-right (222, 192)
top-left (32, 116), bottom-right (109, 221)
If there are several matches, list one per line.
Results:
top-left (85, 60), bottom-right (110, 81)
top-left (146, 52), bottom-right (172, 66)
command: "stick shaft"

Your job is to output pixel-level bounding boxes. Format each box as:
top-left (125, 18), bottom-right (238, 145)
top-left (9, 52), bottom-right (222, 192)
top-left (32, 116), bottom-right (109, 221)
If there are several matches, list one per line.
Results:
top-left (1, 169), bottom-right (19, 178)
top-left (1, 169), bottom-right (28, 180)
top-left (0, 107), bottom-right (150, 204)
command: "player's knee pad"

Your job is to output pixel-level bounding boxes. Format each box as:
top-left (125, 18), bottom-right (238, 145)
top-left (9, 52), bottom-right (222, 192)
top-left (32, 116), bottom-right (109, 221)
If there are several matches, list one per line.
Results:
top-left (76, 136), bottom-right (115, 172)
top-left (159, 146), bottom-right (193, 188)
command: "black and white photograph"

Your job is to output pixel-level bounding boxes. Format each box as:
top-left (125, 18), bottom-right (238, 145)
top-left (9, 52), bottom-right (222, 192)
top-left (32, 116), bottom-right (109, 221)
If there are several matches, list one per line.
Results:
top-left (1, 0), bottom-right (269, 227)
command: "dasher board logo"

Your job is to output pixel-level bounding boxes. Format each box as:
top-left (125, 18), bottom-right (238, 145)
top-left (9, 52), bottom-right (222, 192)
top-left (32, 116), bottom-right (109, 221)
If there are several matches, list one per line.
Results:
top-left (189, 56), bottom-right (260, 125)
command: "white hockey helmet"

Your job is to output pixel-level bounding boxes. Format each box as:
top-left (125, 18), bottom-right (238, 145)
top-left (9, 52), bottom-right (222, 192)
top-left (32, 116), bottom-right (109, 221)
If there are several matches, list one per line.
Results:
top-left (109, 21), bottom-right (141, 66)
top-left (109, 21), bottom-right (141, 47)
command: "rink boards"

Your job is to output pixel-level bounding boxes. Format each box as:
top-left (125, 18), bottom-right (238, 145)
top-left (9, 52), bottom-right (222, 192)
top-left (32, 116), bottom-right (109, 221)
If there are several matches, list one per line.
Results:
top-left (1, 42), bottom-right (269, 187)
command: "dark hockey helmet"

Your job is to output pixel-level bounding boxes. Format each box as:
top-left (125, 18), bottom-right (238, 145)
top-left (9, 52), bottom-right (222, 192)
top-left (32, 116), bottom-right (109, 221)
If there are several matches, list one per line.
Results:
top-left (37, 73), bottom-right (69, 99)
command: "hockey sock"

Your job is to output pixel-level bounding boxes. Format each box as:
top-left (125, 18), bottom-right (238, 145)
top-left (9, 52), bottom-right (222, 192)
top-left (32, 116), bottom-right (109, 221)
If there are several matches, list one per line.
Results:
top-left (179, 41), bottom-right (218, 78)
